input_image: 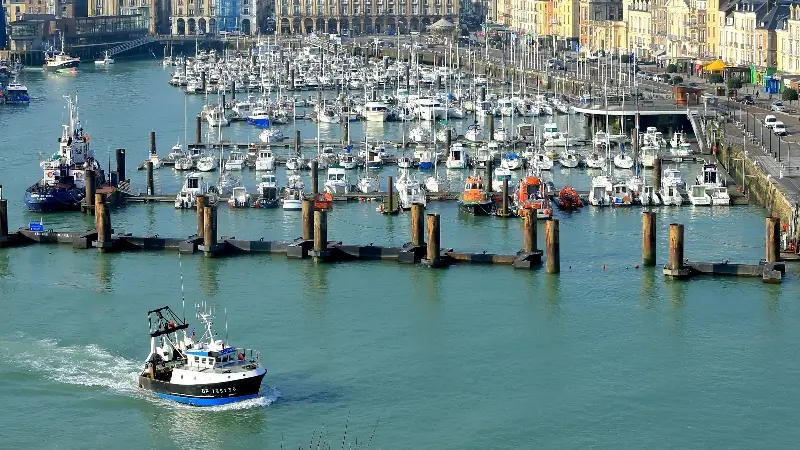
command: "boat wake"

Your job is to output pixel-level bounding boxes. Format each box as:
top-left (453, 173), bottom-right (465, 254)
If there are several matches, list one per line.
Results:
top-left (0, 336), bottom-right (280, 410)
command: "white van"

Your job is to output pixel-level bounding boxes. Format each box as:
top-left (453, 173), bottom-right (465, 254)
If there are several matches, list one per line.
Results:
top-left (764, 115), bottom-right (778, 128)
top-left (773, 121), bottom-right (788, 136)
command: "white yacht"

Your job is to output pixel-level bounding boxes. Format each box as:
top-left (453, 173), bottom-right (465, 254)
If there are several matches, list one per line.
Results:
top-left (465, 123), bottom-right (484, 142)
top-left (445, 143), bottom-right (468, 169)
top-left (640, 185), bottom-right (661, 206)
top-left (500, 152), bottom-right (523, 170)
top-left (285, 155), bottom-right (305, 171)
top-left (196, 154), bottom-right (218, 172)
top-left (255, 148), bottom-right (276, 171)
top-left (493, 126), bottom-right (514, 142)
top-left (659, 183), bottom-right (683, 206)
top-left (613, 152), bottom-right (634, 169)
top-left (688, 184), bottom-right (712, 206)
top-left (94, 50), bottom-right (115, 66)
top-left (324, 167), bottom-right (350, 195)
top-left (542, 132), bottom-right (577, 148)
top-left (492, 167), bottom-right (513, 192)
top-left (662, 167), bottom-right (686, 189)
top-left (409, 125), bottom-right (429, 143)
top-left (696, 163), bottom-right (729, 206)
top-left (215, 171), bottom-right (242, 196)
top-left (589, 175), bottom-right (613, 206)
top-left (228, 185), bottom-right (251, 208)
top-left (611, 182), bottom-right (633, 206)
top-left (205, 106), bottom-right (229, 127)
top-left (224, 151), bottom-right (247, 171)
top-left (585, 152), bottom-right (606, 169)
top-left (559, 150), bottom-right (580, 168)
top-left (640, 145), bottom-right (659, 168)
top-left (357, 175), bottom-right (380, 193)
top-left (530, 152), bottom-right (553, 171)
top-left (364, 101), bottom-right (390, 122)
top-left (254, 173), bottom-right (280, 208)
top-left (415, 97), bottom-right (446, 121)
top-left (259, 128), bottom-right (285, 143)
top-left (397, 171), bottom-right (426, 209)
top-left (174, 172), bottom-right (213, 209)
top-left (541, 122), bottom-right (560, 141)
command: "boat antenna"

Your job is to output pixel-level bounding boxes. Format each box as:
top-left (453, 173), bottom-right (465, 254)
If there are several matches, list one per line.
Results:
top-left (179, 252), bottom-right (185, 322)
top-left (224, 307), bottom-right (228, 345)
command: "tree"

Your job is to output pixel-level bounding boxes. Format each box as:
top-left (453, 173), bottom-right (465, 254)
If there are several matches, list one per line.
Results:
top-left (709, 73), bottom-right (724, 84)
top-left (781, 87), bottom-right (799, 104)
top-left (727, 78), bottom-right (743, 90)
top-left (666, 64), bottom-right (678, 73)
top-left (620, 54), bottom-right (631, 64)
top-left (671, 76), bottom-right (684, 85)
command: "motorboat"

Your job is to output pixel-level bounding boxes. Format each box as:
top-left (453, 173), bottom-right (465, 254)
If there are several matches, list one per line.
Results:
top-left (613, 152), bottom-right (634, 169)
top-left (640, 185), bottom-right (661, 206)
top-left (640, 145), bottom-right (659, 168)
top-left (166, 143), bottom-right (184, 161)
top-left (493, 126), bottom-right (514, 142)
top-left (364, 101), bottom-right (390, 122)
top-left (542, 132), bottom-right (577, 148)
top-left (659, 183), bottom-right (683, 206)
top-left (282, 186), bottom-right (303, 210)
top-left (255, 148), bottom-right (276, 171)
top-left (224, 151), bottom-right (247, 171)
top-left (696, 163), bottom-right (729, 205)
top-left (324, 167), bottom-right (350, 195)
top-left (500, 152), bottom-right (523, 170)
top-left (259, 128), bottom-right (284, 143)
top-left (514, 175), bottom-right (553, 219)
top-left (339, 152), bottom-right (359, 170)
top-left (357, 175), bottom-right (380, 193)
top-left (205, 106), bottom-right (229, 127)
top-left (397, 155), bottom-right (413, 169)
top-left (94, 50), bottom-right (115, 66)
top-left (584, 152), bottom-right (606, 169)
top-left (541, 123), bottom-right (560, 141)
top-left (610, 182), bottom-right (633, 206)
top-left (397, 171), bottom-right (426, 210)
top-left (254, 173), bottom-right (280, 208)
top-left (465, 123), bottom-right (484, 142)
top-left (196, 155), bottom-right (218, 172)
top-left (248, 109), bottom-right (271, 127)
top-left (409, 125), bottom-right (429, 143)
top-left (588, 175), bottom-right (613, 206)
top-left (688, 184), bottom-right (711, 205)
top-left (366, 149), bottom-right (383, 169)
top-left (285, 156), bottom-right (305, 171)
top-left (708, 186), bottom-right (731, 205)
top-left (424, 175), bottom-right (442, 193)
top-left (139, 306), bottom-right (266, 406)
top-left (228, 186), bottom-right (251, 208)
top-left (417, 149), bottom-right (435, 170)
top-left (415, 97), bottom-right (446, 121)
top-left (458, 175), bottom-right (494, 215)
top-left (559, 150), bottom-right (580, 168)
top-left (491, 167), bottom-right (513, 192)
top-left (4, 81), bottom-right (30, 104)
top-left (174, 172), bottom-right (213, 209)
top-left (174, 155), bottom-right (194, 171)
top-left (530, 152), bottom-right (553, 171)
top-left (445, 143), bottom-right (468, 169)
top-left (215, 171), bottom-right (242, 196)
top-left (662, 167), bottom-right (686, 189)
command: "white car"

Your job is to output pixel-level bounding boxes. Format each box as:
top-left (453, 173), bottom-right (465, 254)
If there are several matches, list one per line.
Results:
top-left (764, 114), bottom-right (778, 128)
top-left (771, 101), bottom-right (786, 112)
top-left (773, 121), bottom-right (788, 136)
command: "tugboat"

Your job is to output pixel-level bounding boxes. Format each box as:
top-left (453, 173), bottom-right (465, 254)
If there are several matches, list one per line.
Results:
top-left (25, 95), bottom-right (105, 212)
top-left (44, 36), bottom-right (80, 72)
top-left (458, 175), bottom-right (494, 216)
top-left (514, 175), bottom-right (553, 219)
top-left (139, 305), bottom-right (267, 406)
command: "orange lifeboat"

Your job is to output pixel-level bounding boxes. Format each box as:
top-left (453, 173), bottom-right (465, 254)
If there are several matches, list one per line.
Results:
top-left (514, 176), bottom-right (552, 218)
top-left (458, 176), bottom-right (494, 216)
top-left (313, 192), bottom-right (333, 210)
top-left (557, 186), bottom-right (583, 209)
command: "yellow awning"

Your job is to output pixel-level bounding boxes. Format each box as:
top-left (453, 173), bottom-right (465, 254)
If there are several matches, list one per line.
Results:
top-left (704, 60), bottom-right (727, 72)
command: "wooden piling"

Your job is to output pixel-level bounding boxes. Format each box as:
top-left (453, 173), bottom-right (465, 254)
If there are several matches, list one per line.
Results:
top-left (411, 203), bottom-right (425, 246)
top-left (642, 211), bottom-right (656, 266)
top-left (0, 198), bottom-right (7, 238)
top-left (523, 209), bottom-right (537, 252)
top-left (195, 115), bottom-right (202, 143)
top-left (231, 81), bottom-right (236, 100)
top-left (115, 148), bottom-right (126, 182)
top-left (545, 219), bottom-right (560, 273)
top-left (766, 216), bottom-right (781, 263)
top-left (145, 161), bottom-right (154, 196)
top-left (310, 159), bottom-right (319, 195)
top-left (203, 205), bottom-right (217, 249)
top-left (501, 178), bottom-right (509, 217)
top-left (302, 199), bottom-right (314, 240)
top-left (653, 157), bottom-right (662, 191)
top-left (426, 213), bottom-right (441, 262)
top-left (485, 159), bottom-right (493, 194)
top-left (196, 194), bottom-right (207, 238)
top-left (386, 175), bottom-right (395, 212)
top-left (94, 193), bottom-right (111, 250)
top-left (487, 115), bottom-right (495, 141)
top-left (294, 129), bottom-right (301, 155)
top-left (445, 128), bottom-right (452, 155)
top-left (84, 169), bottom-right (96, 215)
top-left (664, 223), bottom-right (689, 278)
top-left (149, 131), bottom-right (156, 156)
top-left (313, 209), bottom-right (328, 259)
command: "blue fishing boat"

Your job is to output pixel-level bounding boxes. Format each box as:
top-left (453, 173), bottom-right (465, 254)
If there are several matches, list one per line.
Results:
top-left (25, 95), bottom-right (105, 212)
top-left (4, 80), bottom-right (30, 104)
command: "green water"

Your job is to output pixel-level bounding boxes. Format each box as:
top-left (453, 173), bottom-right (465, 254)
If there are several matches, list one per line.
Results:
top-left (1, 62), bottom-right (799, 449)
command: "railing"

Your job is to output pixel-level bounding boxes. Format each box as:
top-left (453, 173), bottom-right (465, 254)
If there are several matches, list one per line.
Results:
top-left (107, 36), bottom-right (156, 57)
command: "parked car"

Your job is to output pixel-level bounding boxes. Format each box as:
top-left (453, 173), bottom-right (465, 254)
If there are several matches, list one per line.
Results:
top-left (764, 114), bottom-right (778, 128)
top-left (771, 101), bottom-right (787, 112)
top-left (773, 121), bottom-right (788, 135)
top-left (739, 95), bottom-right (755, 105)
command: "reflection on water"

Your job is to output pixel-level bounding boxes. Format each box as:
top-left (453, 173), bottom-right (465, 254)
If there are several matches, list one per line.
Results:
top-left (198, 258), bottom-right (220, 296)
top-left (639, 267), bottom-right (657, 310)
top-left (96, 253), bottom-right (113, 291)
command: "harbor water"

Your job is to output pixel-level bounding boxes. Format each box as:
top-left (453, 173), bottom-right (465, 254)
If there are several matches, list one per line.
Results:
top-left (1, 62), bottom-right (800, 449)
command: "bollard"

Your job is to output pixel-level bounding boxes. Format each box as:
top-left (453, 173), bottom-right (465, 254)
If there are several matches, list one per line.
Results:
top-left (766, 216), bottom-right (781, 263)
top-left (95, 193), bottom-right (111, 250)
top-left (231, 81), bottom-right (236, 100)
top-left (485, 159), bottom-right (493, 194)
top-left (642, 211), bottom-right (656, 266)
top-left (149, 131), bottom-right (156, 156)
top-left (84, 169), bottom-right (96, 215)
top-left (310, 159), bottom-right (319, 195)
top-left (501, 178), bottom-right (509, 217)
top-left (294, 129), bottom-right (301, 155)
top-left (196, 194), bottom-right (207, 238)
top-left (665, 223), bottom-right (687, 278)
top-left (426, 213), bottom-right (440, 262)
top-left (201, 71), bottom-right (206, 92)
top-left (195, 115), bottom-right (202, 143)
top-left (115, 148), bottom-right (126, 182)
top-left (203, 205), bottom-right (217, 249)
top-left (411, 203), bottom-right (425, 246)
top-left (302, 199), bottom-right (314, 240)
top-left (313, 210), bottom-right (328, 260)
top-left (386, 175), bottom-right (394, 212)
top-left (0, 198), bottom-right (7, 238)
top-left (545, 219), bottom-right (560, 273)
top-left (146, 161), bottom-right (154, 196)
top-left (653, 157), bottom-right (662, 191)
top-left (445, 128), bottom-right (452, 155)
top-left (523, 209), bottom-right (537, 252)
top-left (480, 86), bottom-right (486, 102)
top-left (487, 114), bottom-right (495, 141)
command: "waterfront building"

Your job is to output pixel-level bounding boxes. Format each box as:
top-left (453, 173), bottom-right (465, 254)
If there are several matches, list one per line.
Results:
top-left (169, 0), bottom-right (258, 35)
top-left (553, 0), bottom-right (580, 42)
top-left (776, 4), bottom-right (800, 73)
top-left (718, 0), bottom-right (788, 74)
top-left (579, 0), bottom-right (622, 51)
top-left (508, 0), bottom-right (550, 36)
top-left (663, 0), bottom-right (707, 60)
top-left (9, 14), bottom-right (148, 54)
top-left (706, 0), bottom-right (721, 58)
top-left (273, 0), bottom-right (459, 35)
top-left (626, 0), bottom-right (653, 58)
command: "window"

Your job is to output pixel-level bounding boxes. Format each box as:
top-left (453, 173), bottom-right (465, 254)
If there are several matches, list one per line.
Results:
top-left (194, 356), bottom-right (200, 362)
top-left (202, 358), bottom-right (207, 364)
top-left (243, 7), bottom-right (248, 13)
top-left (188, 8), bottom-right (194, 14)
